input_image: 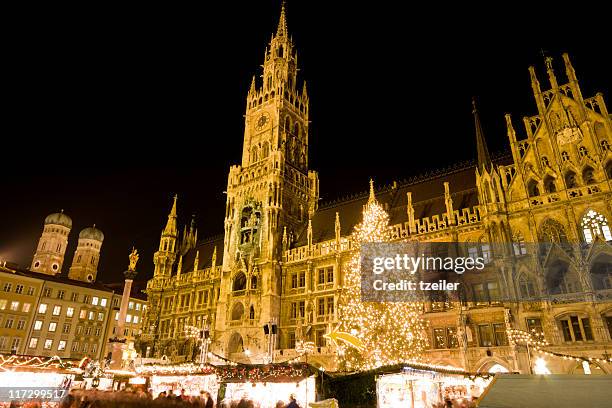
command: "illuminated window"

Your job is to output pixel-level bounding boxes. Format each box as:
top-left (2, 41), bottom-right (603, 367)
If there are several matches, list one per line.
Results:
top-left (97, 312), bottom-right (104, 321)
top-left (33, 320), bottom-right (43, 330)
top-left (48, 322), bottom-right (57, 332)
top-left (581, 210), bottom-right (612, 243)
top-left (135, 303), bottom-right (141, 311)
top-left (44, 339), bottom-right (53, 350)
top-left (92, 297), bottom-right (99, 306)
top-left (22, 303), bottom-right (31, 313)
top-left (79, 309), bottom-right (87, 319)
top-left (560, 315), bottom-right (593, 342)
top-left (126, 314), bottom-right (132, 323)
top-left (100, 298), bottom-right (107, 307)
top-left (0, 300), bottom-right (6, 310)
top-left (128, 302), bottom-right (134, 310)
top-left (10, 301), bottom-right (19, 311)
top-left (88, 311), bottom-right (94, 320)
top-left (133, 316), bottom-right (139, 324)
top-left (66, 307), bottom-right (74, 317)
top-left (58, 340), bottom-right (66, 351)
top-left (38, 303), bottom-right (48, 314)
top-left (29, 338), bottom-right (38, 348)
top-left (52, 305), bottom-right (61, 316)
top-left (526, 318), bottom-right (543, 334)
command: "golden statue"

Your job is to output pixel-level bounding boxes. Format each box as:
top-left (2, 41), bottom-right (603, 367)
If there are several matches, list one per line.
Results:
top-left (128, 248), bottom-right (139, 271)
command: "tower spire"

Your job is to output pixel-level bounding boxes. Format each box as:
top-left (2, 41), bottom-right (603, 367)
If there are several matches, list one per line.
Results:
top-left (368, 179), bottom-right (376, 204)
top-left (472, 97), bottom-right (491, 171)
top-left (163, 195), bottom-right (178, 237)
top-left (276, 0), bottom-right (288, 37)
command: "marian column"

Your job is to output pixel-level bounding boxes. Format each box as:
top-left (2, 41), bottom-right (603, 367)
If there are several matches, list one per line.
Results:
top-left (110, 248), bottom-right (139, 370)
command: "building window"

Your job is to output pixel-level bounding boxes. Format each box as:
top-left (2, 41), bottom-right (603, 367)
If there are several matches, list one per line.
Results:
top-left (98, 312), bottom-right (104, 321)
top-left (71, 342), bottom-right (79, 352)
top-left (519, 275), bottom-right (537, 299)
top-left (3, 283), bottom-right (12, 292)
top-left (232, 272), bottom-right (247, 292)
top-left (38, 303), bottom-right (48, 314)
top-left (88, 311), bottom-right (95, 320)
top-left (581, 210), bottom-right (612, 243)
top-left (79, 309), bottom-right (87, 319)
top-left (135, 303), bottom-right (141, 311)
top-left (560, 315), bottom-right (594, 342)
top-left (82, 343), bottom-right (88, 353)
top-left (4, 319), bottom-right (14, 329)
top-left (493, 323), bottom-right (508, 346)
top-left (478, 324), bottom-right (493, 347)
top-left (48, 322), bottom-right (57, 332)
top-left (0, 300), bottom-right (6, 310)
top-left (288, 331), bottom-right (296, 349)
top-left (57, 290), bottom-right (65, 300)
top-left (16, 320), bottom-right (25, 330)
top-left (27, 287), bottom-right (35, 296)
top-left (472, 282), bottom-right (500, 304)
top-left (433, 327), bottom-right (460, 349)
top-left (44, 339), bottom-right (53, 350)
top-left (433, 328), bottom-right (447, 349)
top-left (95, 327), bottom-right (101, 336)
top-left (66, 307), bottom-right (74, 317)
top-left (63, 324), bottom-right (71, 334)
top-left (58, 340), bottom-right (66, 351)
top-left (22, 303), bottom-right (31, 313)
top-left (83, 295), bottom-right (90, 304)
top-left (0, 337), bottom-right (6, 350)
top-left (52, 305), bottom-right (61, 316)
top-left (10, 301), bottom-right (19, 311)
top-left (33, 320), bottom-right (43, 330)
top-left (92, 344), bottom-right (97, 353)
top-left (11, 338), bottom-right (21, 351)
top-left (112, 298), bottom-right (119, 307)
top-left (29, 338), bottom-right (38, 348)
top-left (126, 314), bottom-right (132, 323)
top-left (92, 297), bottom-right (99, 306)
top-left (315, 328), bottom-right (326, 347)
top-left (71, 293), bottom-right (79, 302)
top-left (526, 318), bottom-right (543, 334)
top-left (76, 326), bottom-right (82, 335)
top-left (85, 327), bottom-right (92, 336)
top-left (43, 288), bottom-right (52, 297)
top-left (100, 298), bottom-right (108, 307)
top-left (15, 285), bottom-right (24, 294)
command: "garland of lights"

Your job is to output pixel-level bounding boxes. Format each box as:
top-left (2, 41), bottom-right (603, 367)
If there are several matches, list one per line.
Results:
top-left (337, 183), bottom-right (428, 371)
top-left (215, 363), bottom-right (312, 383)
top-left (506, 329), bottom-right (612, 365)
top-left (0, 354), bottom-right (79, 372)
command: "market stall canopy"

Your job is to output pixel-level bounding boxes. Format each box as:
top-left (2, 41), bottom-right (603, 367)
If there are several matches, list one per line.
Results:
top-left (477, 374), bottom-right (612, 408)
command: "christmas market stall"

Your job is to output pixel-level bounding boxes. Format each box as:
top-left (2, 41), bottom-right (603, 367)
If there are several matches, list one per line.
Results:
top-left (215, 363), bottom-right (316, 408)
top-left (135, 363), bottom-right (219, 400)
top-left (0, 354), bottom-right (79, 405)
top-left (321, 362), bottom-right (494, 408)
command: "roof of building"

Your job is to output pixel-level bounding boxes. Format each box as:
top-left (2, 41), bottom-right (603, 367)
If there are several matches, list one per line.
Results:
top-left (478, 374), bottom-right (612, 408)
top-left (293, 157), bottom-right (509, 247)
top-left (45, 211), bottom-right (72, 229)
top-left (79, 225), bottom-right (104, 242)
top-left (0, 265), bottom-right (143, 298)
top-left (180, 234), bottom-right (224, 273)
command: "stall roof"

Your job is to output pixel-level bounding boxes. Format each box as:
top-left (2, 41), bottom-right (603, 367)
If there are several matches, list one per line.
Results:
top-left (477, 374), bottom-right (612, 408)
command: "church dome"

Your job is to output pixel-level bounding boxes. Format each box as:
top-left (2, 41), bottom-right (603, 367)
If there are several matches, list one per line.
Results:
top-left (44, 211), bottom-right (72, 229)
top-left (79, 225), bottom-right (104, 242)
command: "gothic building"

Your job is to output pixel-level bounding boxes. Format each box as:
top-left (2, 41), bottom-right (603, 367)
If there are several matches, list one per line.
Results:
top-left (142, 5), bottom-right (612, 373)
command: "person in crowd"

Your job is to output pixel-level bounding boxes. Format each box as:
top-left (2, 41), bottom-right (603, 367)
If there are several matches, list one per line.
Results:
top-left (180, 389), bottom-right (190, 402)
top-left (203, 391), bottom-right (215, 408)
top-left (285, 394), bottom-right (300, 408)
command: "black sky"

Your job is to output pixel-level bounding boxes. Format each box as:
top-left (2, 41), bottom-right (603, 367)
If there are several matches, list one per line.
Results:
top-left (1, 2), bottom-right (609, 283)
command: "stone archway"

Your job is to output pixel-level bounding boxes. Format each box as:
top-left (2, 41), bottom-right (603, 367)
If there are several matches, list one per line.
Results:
top-left (475, 357), bottom-right (511, 373)
top-left (228, 332), bottom-right (244, 354)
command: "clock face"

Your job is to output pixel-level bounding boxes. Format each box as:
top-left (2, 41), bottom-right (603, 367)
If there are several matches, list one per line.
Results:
top-left (255, 112), bottom-right (270, 131)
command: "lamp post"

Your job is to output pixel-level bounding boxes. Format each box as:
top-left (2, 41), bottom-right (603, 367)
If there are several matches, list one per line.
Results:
top-left (507, 328), bottom-right (548, 374)
top-left (263, 319), bottom-right (278, 364)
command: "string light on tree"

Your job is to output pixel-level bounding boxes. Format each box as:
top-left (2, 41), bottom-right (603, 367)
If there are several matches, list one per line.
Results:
top-left (336, 180), bottom-right (428, 371)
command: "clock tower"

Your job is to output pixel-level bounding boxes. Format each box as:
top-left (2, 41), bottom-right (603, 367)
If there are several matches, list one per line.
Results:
top-left (215, 2), bottom-right (319, 359)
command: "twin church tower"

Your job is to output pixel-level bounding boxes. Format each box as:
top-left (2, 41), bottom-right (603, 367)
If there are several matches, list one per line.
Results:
top-left (30, 210), bottom-right (104, 283)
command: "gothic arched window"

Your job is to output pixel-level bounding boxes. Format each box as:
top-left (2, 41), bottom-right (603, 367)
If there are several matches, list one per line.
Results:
top-left (527, 179), bottom-right (540, 197)
top-left (231, 303), bottom-right (244, 321)
top-left (582, 166), bottom-right (596, 184)
top-left (561, 151), bottom-right (570, 162)
top-left (581, 210), bottom-right (612, 243)
top-left (541, 156), bottom-right (550, 167)
top-left (250, 275), bottom-right (258, 290)
top-left (578, 146), bottom-right (588, 157)
top-left (539, 219), bottom-right (568, 243)
top-left (544, 175), bottom-right (556, 193)
top-left (233, 272), bottom-right (247, 292)
top-left (513, 233), bottom-right (527, 256)
top-left (249, 305), bottom-right (255, 320)
top-left (565, 170), bottom-right (578, 188)
top-left (261, 142), bottom-right (270, 159)
top-left (251, 146), bottom-right (258, 164)
top-left (518, 274), bottom-right (537, 299)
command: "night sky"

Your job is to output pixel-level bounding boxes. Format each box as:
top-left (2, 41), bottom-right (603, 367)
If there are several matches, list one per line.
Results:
top-left (1, 2), bottom-right (609, 283)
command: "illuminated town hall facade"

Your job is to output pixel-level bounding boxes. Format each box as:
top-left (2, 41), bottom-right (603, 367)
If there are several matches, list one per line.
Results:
top-left (142, 6), bottom-right (612, 374)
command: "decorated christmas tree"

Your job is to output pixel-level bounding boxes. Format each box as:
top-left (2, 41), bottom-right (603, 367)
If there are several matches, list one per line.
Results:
top-left (337, 180), bottom-right (428, 371)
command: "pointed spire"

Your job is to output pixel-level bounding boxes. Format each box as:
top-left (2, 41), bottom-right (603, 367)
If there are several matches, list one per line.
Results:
top-left (307, 218), bottom-right (313, 249)
top-left (335, 212), bottom-right (341, 243)
top-left (163, 195), bottom-right (178, 237)
top-left (249, 75), bottom-right (256, 94)
top-left (193, 250), bottom-right (200, 272)
top-left (472, 98), bottom-right (491, 171)
top-left (406, 192), bottom-right (416, 234)
top-left (444, 182), bottom-right (454, 223)
top-left (302, 80), bottom-right (308, 98)
top-left (177, 254), bottom-right (183, 275)
top-left (211, 246), bottom-right (217, 268)
top-left (545, 56), bottom-right (558, 90)
top-left (276, 0), bottom-right (288, 37)
top-left (368, 179), bottom-right (376, 204)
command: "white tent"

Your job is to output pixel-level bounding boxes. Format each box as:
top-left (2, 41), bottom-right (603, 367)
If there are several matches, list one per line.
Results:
top-left (477, 374), bottom-right (612, 408)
